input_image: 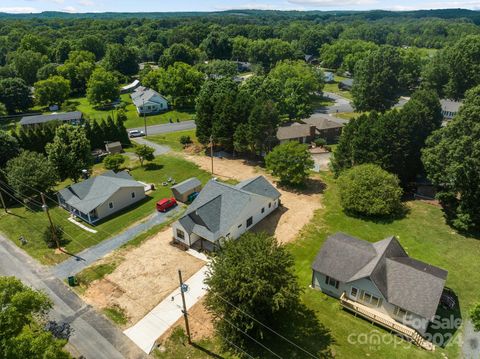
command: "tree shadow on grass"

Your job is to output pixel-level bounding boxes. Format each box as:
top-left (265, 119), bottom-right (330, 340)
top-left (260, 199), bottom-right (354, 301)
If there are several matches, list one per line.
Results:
top-left (343, 204), bottom-right (410, 225)
top-left (276, 177), bottom-right (327, 196)
top-left (246, 303), bottom-right (334, 358)
top-left (145, 163), bottom-right (164, 171)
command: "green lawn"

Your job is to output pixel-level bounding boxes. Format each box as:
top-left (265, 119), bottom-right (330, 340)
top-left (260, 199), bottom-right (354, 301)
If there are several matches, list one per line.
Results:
top-left (147, 129), bottom-right (199, 152)
top-left (0, 154), bottom-right (211, 265)
top-left (287, 173), bottom-right (479, 359)
top-left (66, 94), bottom-right (195, 129)
top-left (323, 75), bottom-right (353, 100)
top-left (157, 172), bottom-right (478, 359)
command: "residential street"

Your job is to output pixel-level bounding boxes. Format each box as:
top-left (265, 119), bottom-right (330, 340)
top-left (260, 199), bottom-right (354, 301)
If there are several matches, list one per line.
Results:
top-left (128, 120), bottom-right (196, 136)
top-left (53, 206), bottom-right (182, 279)
top-left (0, 234), bottom-right (146, 359)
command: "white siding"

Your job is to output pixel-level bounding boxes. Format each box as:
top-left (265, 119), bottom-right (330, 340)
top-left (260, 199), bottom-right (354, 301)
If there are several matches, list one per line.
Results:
top-left (95, 186), bottom-right (145, 219)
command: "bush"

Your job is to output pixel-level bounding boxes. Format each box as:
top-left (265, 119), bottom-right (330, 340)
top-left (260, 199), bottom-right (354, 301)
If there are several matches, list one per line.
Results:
top-left (179, 135), bottom-right (192, 146)
top-left (42, 225), bottom-right (65, 249)
top-left (338, 164), bottom-right (402, 217)
top-left (470, 303), bottom-right (480, 332)
top-left (103, 153), bottom-right (125, 172)
top-left (314, 137), bottom-right (327, 147)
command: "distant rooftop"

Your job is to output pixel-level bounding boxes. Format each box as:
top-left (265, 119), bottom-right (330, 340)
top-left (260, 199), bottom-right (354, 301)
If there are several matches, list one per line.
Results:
top-left (20, 111), bottom-right (82, 126)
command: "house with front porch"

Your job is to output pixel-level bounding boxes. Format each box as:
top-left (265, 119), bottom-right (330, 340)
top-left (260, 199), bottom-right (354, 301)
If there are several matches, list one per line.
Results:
top-left (172, 176), bottom-right (281, 250)
top-left (57, 171), bottom-right (146, 225)
top-left (131, 86), bottom-right (168, 115)
top-left (312, 233), bottom-right (448, 349)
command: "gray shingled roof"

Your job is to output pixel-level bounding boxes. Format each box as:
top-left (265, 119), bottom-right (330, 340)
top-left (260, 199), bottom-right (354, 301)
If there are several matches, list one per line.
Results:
top-left (312, 233), bottom-right (448, 320)
top-left (178, 176), bottom-right (280, 240)
top-left (131, 86), bottom-right (167, 107)
top-left (171, 177), bottom-right (202, 195)
top-left (440, 99), bottom-right (462, 113)
top-left (58, 171), bottom-right (144, 214)
top-left (277, 123), bottom-right (314, 140)
top-left (20, 111), bottom-right (82, 126)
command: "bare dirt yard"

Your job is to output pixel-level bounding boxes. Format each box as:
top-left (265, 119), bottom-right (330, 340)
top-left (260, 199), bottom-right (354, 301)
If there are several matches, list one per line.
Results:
top-left (81, 228), bottom-right (205, 326)
top-left (183, 154), bottom-right (324, 244)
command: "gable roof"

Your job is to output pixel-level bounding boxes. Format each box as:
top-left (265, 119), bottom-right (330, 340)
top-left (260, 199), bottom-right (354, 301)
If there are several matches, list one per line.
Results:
top-left (312, 233), bottom-right (448, 320)
top-left (20, 111), bottom-right (82, 126)
top-left (171, 177), bottom-right (202, 195)
top-left (303, 116), bottom-right (344, 131)
top-left (131, 86), bottom-right (167, 107)
top-left (178, 176), bottom-right (280, 240)
top-left (277, 123), bottom-right (314, 140)
top-left (58, 170), bottom-right (143, 214)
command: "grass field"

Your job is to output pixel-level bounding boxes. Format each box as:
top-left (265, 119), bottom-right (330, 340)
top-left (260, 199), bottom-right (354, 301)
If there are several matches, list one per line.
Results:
top-left (0, 154), bottom-right (211, 265)
top-left (157, 172), bottom-right (478, 359)
top-left (67, 94), bottom-right (195, 129)
top-left (147, 129), bottom-right (199, 152)
top-left (323, 75), bottom-right (353, 100)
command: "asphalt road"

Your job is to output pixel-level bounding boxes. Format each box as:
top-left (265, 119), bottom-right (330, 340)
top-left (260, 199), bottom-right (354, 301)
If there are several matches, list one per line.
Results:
top-left (0, 234), bottom-right (146, 359)
top-left (128, 120), bottom-right (196, 136)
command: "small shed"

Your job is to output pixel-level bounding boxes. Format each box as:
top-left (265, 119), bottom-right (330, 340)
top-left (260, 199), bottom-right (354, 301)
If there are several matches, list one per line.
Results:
top-left (105, 141), bottom-right (123, 154)
top-left (171, 177), bottom-right (202, 202)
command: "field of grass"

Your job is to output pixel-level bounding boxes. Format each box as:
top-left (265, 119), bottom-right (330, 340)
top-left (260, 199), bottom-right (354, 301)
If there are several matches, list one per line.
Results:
top-left (66, 94), bottom-right (195, 129)
top-left (0, 154), bottom-right (211, 265)
top-left (147, 129), bottom-right (199, 152)
top-left (323, 75), bottom-right (353, 100)
top-left (287, 173), bottom-right (480, 359)
top-left (157, 172), bottom-right (478, 358)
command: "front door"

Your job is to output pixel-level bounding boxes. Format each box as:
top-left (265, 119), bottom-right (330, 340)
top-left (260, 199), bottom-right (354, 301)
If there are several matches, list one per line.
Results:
top-left (350, 286), bottom-right (359, 300)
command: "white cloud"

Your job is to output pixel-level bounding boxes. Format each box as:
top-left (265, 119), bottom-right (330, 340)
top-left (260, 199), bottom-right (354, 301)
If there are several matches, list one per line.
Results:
top-left (388, 0), bottom-right (480, 10)
top-left (287, 0), bottom-right (378, 7)
top-left (215, 2), bottom-right (302, 10)
top-left (78, 0), bottom-right (94, 6)
top-left (0, 7), bottom-right (39, 13)
top-left (62, 5), bottom-right (78, 12)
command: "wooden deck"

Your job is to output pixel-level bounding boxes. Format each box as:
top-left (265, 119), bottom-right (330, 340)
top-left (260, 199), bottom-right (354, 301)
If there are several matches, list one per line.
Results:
top-left (340, 292), bottom-right (435, 351)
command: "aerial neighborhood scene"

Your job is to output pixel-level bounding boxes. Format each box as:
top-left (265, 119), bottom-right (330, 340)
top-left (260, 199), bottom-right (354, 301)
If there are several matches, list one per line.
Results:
top-left (1, 2), bottom-right (480, 359)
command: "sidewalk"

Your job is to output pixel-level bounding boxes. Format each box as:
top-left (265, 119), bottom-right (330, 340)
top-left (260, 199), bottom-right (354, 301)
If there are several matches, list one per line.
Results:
top-left (124, 265), bottom-right (209, 354)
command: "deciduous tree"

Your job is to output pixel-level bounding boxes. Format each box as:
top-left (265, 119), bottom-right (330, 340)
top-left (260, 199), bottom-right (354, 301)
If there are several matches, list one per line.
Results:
top-left (86, 68), bottom-right (119, 106)
top-left (103, 153), bottom-right (125, 172)
top-left (0, 77), bottom-right (32, 113)
top-left (34, 76), bottom-right (71, 107)
top-left (134, 144), bottom-right (155, 167)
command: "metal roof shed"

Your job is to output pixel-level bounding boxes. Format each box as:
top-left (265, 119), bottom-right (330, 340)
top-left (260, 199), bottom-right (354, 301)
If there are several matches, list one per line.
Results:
top-left (171, 177), bottom-right (202, 202)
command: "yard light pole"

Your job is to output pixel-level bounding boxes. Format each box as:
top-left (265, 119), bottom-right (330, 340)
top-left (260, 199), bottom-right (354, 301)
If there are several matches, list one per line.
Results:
top-left (0, 189), bottom-right (7, 213)
top-left (178, 269), bottom-right (192, 344)
top-left (41, 192), bottom-right (61, 250)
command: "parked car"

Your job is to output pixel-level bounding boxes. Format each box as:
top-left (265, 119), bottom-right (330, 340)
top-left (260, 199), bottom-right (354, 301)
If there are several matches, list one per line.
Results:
top-left (156, 198), bottom-right (177, 212)
top-left (128, 129), bottom-right (145, 138)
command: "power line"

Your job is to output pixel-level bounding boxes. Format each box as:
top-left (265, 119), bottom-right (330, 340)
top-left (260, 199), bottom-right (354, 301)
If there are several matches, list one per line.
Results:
top-left (210, 292), bottom-right (319, 358)
top-left (1, 184), bottom-right (284, 358)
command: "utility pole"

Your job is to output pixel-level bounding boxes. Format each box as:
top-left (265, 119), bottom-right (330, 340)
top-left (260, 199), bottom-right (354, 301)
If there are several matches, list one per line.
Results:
top-left (41, 193), bottom-right (60, 250)
top-left (143, 99), bottom-right (147, 137)
top-left (0, 189), bottom-right (7, 213)
top-left (178, 269), bottom-right (192, 344)
top-left (209, 135), bottom-right (214, 175)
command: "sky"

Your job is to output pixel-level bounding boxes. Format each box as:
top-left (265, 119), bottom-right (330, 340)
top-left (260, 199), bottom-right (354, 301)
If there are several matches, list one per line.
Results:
top-left (0, 0), bottom-right (479, 14)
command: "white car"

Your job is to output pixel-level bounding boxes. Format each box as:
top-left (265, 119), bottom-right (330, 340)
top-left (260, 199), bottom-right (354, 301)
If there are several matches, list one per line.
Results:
top-left (128, 129), bottom-right (145, 138)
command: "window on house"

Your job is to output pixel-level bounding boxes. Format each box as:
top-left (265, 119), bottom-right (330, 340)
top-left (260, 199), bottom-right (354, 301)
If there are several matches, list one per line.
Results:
top-left (226, 233), bottom-right (230, 238)
top-left (350, 287), bottom-right (358, 298)
top-left (360, 291), bottom-right (382, 307)
top-left (246, 217), bottom-right (253, 227)
top-left (109, 202), bottom-right (114, 209)
top-left (131, 192), bottom-right (136, 198)
top-left (238, 224), bottom-right (242, 228)
top-left (176, 229), bottom-right (185, 240)
top-left (325, 276), bottom-right (339, 289)
top-left (268, 202), bottom-right (272, 208)
top-left (261, 207), bottom-right (265, 214)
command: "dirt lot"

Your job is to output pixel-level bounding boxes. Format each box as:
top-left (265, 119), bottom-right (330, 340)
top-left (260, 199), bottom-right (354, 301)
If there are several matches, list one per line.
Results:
top-left (183, 154), bottom-right (324, 244)
top-left (81, 228), bottom-right (205, 326)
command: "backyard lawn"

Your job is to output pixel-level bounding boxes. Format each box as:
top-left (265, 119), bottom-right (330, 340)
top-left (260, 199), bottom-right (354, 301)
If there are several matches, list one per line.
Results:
top-left (157, 172), bottom-right (479, 359)
top-left (0, 154), bottom-right (211, 265)
top-left (66, 94), bottom-right (195, 129)
top-left (287, 172), bottom-right (480, 359)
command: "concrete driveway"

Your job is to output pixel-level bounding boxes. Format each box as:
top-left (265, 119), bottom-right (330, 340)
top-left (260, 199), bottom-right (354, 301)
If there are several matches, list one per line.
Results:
top-left (311, 152), bottom-right (332, 172)
top-left (53, 206), bottom-right (182, 279)
top-left (131, 137), bottom-right (170, 155)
